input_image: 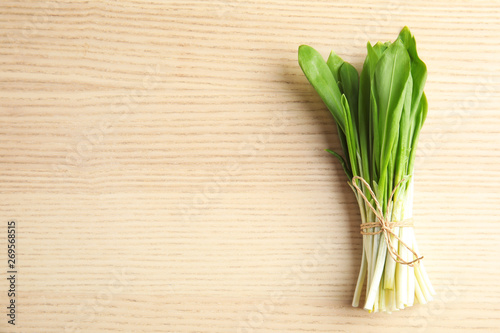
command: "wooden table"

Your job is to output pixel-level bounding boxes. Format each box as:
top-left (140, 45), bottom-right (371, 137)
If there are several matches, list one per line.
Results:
top-left (1, 1), bottom-right (499, 332)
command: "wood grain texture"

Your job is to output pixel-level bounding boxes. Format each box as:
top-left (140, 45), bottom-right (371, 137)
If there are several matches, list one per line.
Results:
top-left (1, 0), bottom-right (499, 332)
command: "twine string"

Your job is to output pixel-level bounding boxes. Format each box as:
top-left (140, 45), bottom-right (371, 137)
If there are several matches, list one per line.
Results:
top-left (351, 176), bottom-right (423, 267)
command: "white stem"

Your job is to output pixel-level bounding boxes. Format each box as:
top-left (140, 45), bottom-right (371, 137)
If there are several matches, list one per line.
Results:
top-left (379, 275), bottom-right (386, 312)
top-left (415, 279), bottom-right (426, 304)
top-left (364, 238), bottom-right (387, 310)
top-left (353, 175), bottom-right (434, 311)
top-left (407, 229), bottom-right (415, 306)
top-left (411, 231), bottom-right (435, 295)
top-left (396, 246), bottom-right (407, 308)
top-left (352, 249), bottom-right (367, 307)
top-left (415, 263), bottom-right (433, 302)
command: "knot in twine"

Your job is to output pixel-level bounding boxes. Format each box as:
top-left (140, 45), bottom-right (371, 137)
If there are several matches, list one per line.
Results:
top-left (351, 176), bottom-right (423, 267)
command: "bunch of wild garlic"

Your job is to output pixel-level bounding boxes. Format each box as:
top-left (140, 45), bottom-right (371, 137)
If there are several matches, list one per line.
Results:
top-left (298, 27), bottom-right (434, 312)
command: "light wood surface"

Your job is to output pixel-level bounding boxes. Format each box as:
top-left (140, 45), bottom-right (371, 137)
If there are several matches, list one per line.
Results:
top-left (1, 1), bottom-right (500, 332)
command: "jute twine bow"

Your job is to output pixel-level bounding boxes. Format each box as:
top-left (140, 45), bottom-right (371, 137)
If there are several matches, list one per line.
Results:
top-left (351, 176), bottom-right (423, 267)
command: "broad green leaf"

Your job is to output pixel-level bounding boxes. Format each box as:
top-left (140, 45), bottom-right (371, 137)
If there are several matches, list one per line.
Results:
top-left (298, 45), bottom-right (346, 131)
top-left (372, 41), bottom-right (389, 59)
top-left (340, 62), bottom-right (359, 125)
top-left (326, 51), bottom-right (344, 82)
top-left (374, 40), bottom-right (410, 167)
top-left (373, 39), bottom-right (411, 204)
top-left (297, 26), bottom-right (428, 225)
top-left (393, 75), bottom-right (413, 200)
top-left (398, 26), bottom-right (427, 115)
top-left (325, 51), bottom-right (351, 171)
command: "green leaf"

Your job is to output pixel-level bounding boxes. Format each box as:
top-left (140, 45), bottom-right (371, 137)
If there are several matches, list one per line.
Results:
top-left (398, 26), bottom-right (427, 115)
top-left (298, 45), bottom-right (346, 131)
top-left (326, 51), bottom-right (344, 82)
top-left (339, 63), bottom-right (360, 176)
top-left (373, 39), bottom-right (411, 204)
top-left (325, 51), bottom-right (351, 171)
top-left (326, 149), bottom-right (353, 180)
top-left (341, 95), bottom-right (360, 178)
top-left (393, 74), bottom-right (413, 200)
top-left (340, 62), bottom-right (359, 125)
top-left (372, 41), bottom-right (389, 59)
top-left (357, 51), bottom-right (372, 183)
top-left (297, 27), bottom-right (428, 229)
top-left (366, 42), bottom-right (383, 181)
top-left (407, 93), bottom-right (428, 175)
top-left (336, 123), bottom-right (351, 172)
